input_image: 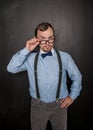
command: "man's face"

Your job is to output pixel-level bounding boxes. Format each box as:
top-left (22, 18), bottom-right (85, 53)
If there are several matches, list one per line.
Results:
top-left (37, 27), bottom-right (55, 52)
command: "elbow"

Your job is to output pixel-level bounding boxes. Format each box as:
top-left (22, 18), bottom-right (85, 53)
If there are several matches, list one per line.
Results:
top-left (7, 65), bottom-right (18, 74)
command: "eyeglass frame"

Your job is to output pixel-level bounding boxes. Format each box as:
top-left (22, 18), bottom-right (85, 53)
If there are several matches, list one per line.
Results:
top-left (38, 37), bottom-right (55, 44)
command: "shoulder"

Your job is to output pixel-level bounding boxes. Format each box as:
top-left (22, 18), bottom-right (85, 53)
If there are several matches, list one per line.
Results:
top-left (27, 51), bottom-right (39, 61)
top-left (57, 50), bottom-right (77, 69)
top-left (57, 50), bottom-right (74, 65)
top-left (57, 50), bottom-right (72, 59)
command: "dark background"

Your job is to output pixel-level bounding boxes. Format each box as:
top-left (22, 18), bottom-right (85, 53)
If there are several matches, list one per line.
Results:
top-left (0, 0), bottom-right (93, 130)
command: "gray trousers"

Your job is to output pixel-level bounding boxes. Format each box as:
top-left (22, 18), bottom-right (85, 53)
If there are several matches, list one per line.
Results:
top-left (30, 98), bottom-right (67, 130)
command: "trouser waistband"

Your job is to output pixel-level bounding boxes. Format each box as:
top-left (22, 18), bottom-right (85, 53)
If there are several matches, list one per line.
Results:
top-left (31, 97), bottom-right (62, 107)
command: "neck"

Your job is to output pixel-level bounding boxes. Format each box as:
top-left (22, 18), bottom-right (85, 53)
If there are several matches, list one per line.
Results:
top-left (40, 48), bottom-right (54, 54)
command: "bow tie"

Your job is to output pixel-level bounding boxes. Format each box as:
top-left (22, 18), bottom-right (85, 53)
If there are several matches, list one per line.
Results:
top-left (41, 51), bottom-right (52, 58)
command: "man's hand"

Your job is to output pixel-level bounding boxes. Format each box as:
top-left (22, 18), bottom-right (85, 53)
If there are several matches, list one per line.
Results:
top-left (26, 37), bottom-right (40, 51)
top-left (60, 96), bottom-right (74, 108)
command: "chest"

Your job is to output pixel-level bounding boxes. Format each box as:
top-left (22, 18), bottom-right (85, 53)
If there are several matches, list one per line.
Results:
top-left (37, 57), bottom-right (59, 80)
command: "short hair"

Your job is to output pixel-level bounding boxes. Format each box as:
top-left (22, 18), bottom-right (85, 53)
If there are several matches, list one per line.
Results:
top-left (35, 22), bottom-right (55, 37)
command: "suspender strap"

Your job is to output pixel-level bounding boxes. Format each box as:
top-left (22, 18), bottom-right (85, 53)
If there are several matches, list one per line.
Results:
top-left (34, 52), bottom-right (40, 99)
top-left (55, 50), bottom-right (62, 99)
top-left (34, 50), bottom-right (62, 99)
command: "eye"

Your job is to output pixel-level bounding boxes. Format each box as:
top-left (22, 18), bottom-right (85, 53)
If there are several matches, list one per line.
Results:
top-left (40, 40), bottom-right (46, 44)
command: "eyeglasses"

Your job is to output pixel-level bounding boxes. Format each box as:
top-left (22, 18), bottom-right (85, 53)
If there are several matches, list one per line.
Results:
top-left (39, 37), bottom-right (55, 44)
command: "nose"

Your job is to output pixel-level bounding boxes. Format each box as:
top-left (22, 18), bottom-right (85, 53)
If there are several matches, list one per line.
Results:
top-left (46, 40), bottom-right (49, 44)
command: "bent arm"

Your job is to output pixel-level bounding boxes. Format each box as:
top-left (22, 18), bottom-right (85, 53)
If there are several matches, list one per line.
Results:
top-left (66, 54), bottom-right (82, 100)
top-left (7, 48), bottom-right (30, 73)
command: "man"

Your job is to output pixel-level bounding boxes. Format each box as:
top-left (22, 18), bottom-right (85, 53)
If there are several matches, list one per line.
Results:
top-left (7, 22), bottom-right (82, 130)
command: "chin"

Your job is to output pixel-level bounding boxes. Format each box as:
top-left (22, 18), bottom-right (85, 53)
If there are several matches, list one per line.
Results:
top-left (44, 46), bottom-right (53, 52)
top-left (44, 48), bottom-right (52, 52)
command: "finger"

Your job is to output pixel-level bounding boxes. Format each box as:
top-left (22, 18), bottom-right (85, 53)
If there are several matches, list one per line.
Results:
top-left (60, 102), bottom-right (69, 108)
top-left (60, 102), bottom-right (66, 108)
top-left (59, 98), bottom-right (65, 103)
top-left (28, 37), bottom-right (37, 42)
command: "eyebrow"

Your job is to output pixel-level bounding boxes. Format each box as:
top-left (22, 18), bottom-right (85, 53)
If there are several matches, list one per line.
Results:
top-left (38, 36), bottom-right (54, 39)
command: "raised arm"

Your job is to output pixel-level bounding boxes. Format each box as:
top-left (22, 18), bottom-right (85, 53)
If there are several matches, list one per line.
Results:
top-left (7, 37), bottom-right (39, 73)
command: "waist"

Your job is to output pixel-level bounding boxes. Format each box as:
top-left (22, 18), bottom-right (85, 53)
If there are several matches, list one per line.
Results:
top-left (31, 97), bottom-right (62, 106)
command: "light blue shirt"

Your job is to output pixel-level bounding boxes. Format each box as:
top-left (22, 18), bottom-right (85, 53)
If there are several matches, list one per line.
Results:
top-left (7, 48), bottom-right (82, 103)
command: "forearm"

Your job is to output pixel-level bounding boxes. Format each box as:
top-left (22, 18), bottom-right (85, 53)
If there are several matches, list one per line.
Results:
top-left (69, 72), bottom-right (82, 100)
top-left (66, 53), bottom-right (82, 100)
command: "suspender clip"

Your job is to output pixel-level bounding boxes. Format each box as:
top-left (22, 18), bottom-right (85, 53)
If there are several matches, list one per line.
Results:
top-left (37, 98), bottom-right (40, 102)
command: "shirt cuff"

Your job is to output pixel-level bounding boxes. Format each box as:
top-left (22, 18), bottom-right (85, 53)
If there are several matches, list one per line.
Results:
top-left (69, 94), bottom-right (78, 100)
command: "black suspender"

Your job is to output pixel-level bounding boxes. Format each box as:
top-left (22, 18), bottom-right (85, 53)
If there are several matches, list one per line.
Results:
top-left (34, 52), bottom-right (40, 99)
top-left (34, 50), bottom-right (62, 100)
top-left (55, 50), bottom-right (62, 99)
